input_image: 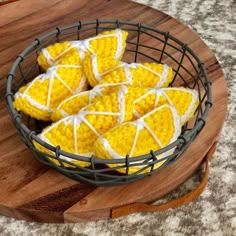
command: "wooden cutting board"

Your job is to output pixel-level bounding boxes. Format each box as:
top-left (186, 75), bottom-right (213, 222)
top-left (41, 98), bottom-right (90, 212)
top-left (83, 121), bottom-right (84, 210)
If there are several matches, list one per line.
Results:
top-left (0, 0), bottom-right (227, 223)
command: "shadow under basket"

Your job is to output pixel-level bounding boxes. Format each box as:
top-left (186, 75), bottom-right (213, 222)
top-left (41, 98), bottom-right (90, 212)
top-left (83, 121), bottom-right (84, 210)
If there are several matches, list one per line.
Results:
top-left (5, 20), bottom-right (212, 186)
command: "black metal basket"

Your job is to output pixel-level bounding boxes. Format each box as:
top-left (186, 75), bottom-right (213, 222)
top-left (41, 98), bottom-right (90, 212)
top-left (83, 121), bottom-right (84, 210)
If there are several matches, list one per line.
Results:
top-left (5, 20), bottom-right (212, 186)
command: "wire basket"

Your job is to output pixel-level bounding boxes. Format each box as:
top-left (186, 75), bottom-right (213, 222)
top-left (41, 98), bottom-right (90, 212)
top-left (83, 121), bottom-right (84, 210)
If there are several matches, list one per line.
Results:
top-left (5, 20), bottom-right (212, 186)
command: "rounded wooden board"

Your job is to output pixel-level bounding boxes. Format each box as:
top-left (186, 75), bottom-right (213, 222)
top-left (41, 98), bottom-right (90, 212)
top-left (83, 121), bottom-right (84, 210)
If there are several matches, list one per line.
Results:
top-left (0, 0), bottom-right (227, 223)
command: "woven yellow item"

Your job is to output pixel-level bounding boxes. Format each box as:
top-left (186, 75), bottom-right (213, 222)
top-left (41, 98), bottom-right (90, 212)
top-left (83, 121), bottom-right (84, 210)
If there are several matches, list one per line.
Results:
top-left (51, 84), bottom-right (128, 122)
top-left (38, 29), bottom-right (128, 71)
top-left (34, 86), bottom-right (148, 166)
top-left (14, 51), bottom-right (88, 121)
top-left (83, 55), bottom-right (173, 87)
top-left (93, 105), bottom-right (181, 174)
top-left (82, 55), bottom-right (122, 87)
top-left (133, 87), bottom-right (199, 125)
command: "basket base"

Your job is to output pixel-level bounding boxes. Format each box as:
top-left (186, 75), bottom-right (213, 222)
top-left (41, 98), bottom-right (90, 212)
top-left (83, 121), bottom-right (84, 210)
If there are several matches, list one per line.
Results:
top-left (0, 0), bottom-right (227, 223)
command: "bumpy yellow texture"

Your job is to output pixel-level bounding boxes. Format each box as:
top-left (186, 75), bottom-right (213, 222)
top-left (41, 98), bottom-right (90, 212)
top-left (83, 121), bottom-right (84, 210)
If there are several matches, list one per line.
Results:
top-left (83, 55), bottom-right (173, 88)
top-left (34, 86), bottom-right (148, 166)
top-left (37, 42), bottom-right (72, 71)
top-left (52, 85), bottom-right (199, 125)
top-left (83, 56), bottom-right (122, 86)
top-left (51, 84), bottom-right (128, 122)
top-left (101, 63), bottom-right (173, 88)
top-left (93, 105), bottom-right (181, 174)
top-left (14, 51), bottom-right (88, 121)
top-left (133, 87), bottom-right (199, 125)
top-left (37, 29), bottom-right (128, 71)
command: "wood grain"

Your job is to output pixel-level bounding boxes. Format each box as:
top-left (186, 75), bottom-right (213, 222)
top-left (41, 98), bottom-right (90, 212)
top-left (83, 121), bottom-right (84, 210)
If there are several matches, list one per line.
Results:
top-left (0, 0), bottom-right (227, 222)
top-left (0, 0), bottom-right (19, 7)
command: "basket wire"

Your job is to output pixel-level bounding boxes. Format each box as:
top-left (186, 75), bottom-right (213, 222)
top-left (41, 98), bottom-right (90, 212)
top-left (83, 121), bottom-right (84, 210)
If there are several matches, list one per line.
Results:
top-left (5, 20), bottom-right (212, 186)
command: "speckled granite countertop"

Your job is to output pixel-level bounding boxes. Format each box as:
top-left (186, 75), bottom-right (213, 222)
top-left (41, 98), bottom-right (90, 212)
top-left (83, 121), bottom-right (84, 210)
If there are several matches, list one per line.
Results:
top-left (0, 0), bottom-right (235, 235)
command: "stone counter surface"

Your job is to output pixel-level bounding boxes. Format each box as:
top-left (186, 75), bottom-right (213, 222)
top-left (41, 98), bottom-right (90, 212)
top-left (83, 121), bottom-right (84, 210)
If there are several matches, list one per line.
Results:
top-left (0, 0), bottom-right (235, 235)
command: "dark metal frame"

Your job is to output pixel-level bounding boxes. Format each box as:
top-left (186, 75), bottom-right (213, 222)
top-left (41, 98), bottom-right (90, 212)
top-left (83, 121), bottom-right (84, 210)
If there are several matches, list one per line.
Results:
top-left (5, 20), bottom-right (212, 186)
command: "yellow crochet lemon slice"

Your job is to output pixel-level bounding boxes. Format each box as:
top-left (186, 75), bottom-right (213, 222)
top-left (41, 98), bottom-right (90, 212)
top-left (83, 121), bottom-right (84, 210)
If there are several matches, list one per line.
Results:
top-left (101, 62), bottom-right (173, 88)
top-left (93, 105), bottom-right (181, 174)
top-left (38, 41), bottom-right (75, 71)
top-left (34, 86), bottom-right (148, 166)
top-left (83, 55), bottom-right (173, 87)
top-left (38, 29), bottom-right (128, 71)
top-left (133, 87), bottom-right (199, 125)
top-left (83, 55), bottom-right (122, 86)
top-left (14, 51), bottom-right (88, 121)
top-left (51, 84), bottom-right (128, 122)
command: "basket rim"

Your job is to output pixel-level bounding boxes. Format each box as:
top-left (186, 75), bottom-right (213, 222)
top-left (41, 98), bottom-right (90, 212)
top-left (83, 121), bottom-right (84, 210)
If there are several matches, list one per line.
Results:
top-left (5, 19), bottom-right (212, 166)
